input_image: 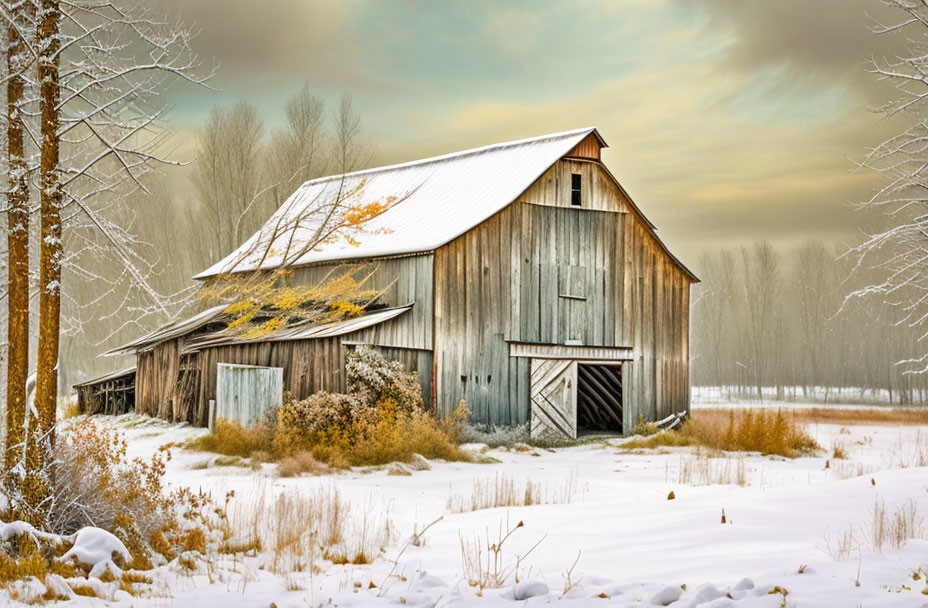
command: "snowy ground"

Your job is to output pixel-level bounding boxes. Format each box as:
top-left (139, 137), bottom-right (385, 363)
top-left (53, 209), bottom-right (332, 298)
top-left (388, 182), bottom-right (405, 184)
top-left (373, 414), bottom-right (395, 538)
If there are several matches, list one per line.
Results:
top-left (11, 409), bottom-right (928, 607)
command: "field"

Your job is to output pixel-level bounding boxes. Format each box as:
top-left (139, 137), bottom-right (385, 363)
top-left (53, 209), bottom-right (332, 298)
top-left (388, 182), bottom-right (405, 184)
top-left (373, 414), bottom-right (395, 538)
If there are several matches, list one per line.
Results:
top-left (6, 402), bottom-right (928, 607)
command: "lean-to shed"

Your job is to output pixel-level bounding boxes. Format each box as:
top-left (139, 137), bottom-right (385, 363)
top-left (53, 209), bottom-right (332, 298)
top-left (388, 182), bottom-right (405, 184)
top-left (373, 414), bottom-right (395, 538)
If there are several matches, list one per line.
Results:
top-left (90, 127), bottom-right (698, 440)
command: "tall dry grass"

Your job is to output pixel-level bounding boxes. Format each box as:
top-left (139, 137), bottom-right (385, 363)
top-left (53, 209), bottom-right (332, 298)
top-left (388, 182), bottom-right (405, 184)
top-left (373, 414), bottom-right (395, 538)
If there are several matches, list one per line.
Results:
top-left (447, 471), bottom-right (583, 513)
top-left (622, 409), bottom-right (819, 457)
top-left (673, 450), bottom-right (747, 486)
top-left (223, 480), bottom-right (395, 574)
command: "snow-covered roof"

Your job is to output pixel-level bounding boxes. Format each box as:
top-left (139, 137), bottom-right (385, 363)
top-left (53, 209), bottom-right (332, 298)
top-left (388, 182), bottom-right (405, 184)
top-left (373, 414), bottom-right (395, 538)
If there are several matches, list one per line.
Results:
top-left (194, 127), bottom-right (603, 279)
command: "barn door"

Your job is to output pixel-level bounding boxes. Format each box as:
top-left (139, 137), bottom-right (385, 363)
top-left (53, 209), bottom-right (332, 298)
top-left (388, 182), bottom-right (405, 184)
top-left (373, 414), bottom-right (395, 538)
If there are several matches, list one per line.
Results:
top-left (530, 359), bottom-right (578, 441)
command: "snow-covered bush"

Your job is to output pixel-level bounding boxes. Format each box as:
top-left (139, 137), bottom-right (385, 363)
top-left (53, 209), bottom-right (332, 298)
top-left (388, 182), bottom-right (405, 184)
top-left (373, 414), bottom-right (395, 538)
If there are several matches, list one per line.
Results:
top-left (346, 346), bottom-right (423, 412)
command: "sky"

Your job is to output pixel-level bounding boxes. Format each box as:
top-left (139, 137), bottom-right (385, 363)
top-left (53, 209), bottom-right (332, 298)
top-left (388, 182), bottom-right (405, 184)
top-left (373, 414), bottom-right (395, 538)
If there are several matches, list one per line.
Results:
top-left (155, 0), bottom-right (908, 265)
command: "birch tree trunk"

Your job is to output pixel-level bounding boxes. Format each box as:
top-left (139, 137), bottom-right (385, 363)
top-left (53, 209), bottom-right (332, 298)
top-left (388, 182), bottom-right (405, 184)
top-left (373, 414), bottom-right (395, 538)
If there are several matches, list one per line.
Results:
top-left (4, 0), bottom-right (31, 478)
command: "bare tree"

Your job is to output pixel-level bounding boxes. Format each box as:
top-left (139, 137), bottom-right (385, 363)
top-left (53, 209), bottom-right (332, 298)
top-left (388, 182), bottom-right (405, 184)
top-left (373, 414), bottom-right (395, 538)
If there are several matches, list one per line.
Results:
top-left (849, 1), bottom-right (928, 374)
top-left (266, 83), bottom-right (327, 208)
top-left (331, 91), bottom-right (369, 174)
top-left (191, 102), bottom-right (265, 260)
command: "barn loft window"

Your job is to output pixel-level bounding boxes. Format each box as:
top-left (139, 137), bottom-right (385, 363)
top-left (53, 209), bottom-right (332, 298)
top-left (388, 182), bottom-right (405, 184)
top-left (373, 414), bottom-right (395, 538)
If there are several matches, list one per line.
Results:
top-left (571, 173), bottom-right (582, 206)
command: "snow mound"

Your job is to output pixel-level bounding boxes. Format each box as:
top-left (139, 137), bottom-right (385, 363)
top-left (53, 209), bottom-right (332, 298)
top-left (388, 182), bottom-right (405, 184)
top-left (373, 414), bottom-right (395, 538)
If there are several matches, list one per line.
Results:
top-left (651, 584), bottom-right (684, 605)
top-left (513, 579), bottom-right (549, 600)
top-left (60, 527), bottom-right (131, 578)
top-left (0, 520), bottom-right (63, 544)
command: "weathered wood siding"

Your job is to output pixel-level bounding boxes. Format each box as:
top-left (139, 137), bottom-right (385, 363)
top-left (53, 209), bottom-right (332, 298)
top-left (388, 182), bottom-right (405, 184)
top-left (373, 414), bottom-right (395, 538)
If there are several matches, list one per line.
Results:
top-left (214, 363), bottom-right (284, 427)
top-left (136, 340), bottom-right (181, 420)
top-left (564, 133), bottom-right (602, 161)
top-left (189, 332), bottom-right (433, 427)
top-left (291, 255), bottom-right (433, 351)
top-left (434, 159), bottom-right (692, 428)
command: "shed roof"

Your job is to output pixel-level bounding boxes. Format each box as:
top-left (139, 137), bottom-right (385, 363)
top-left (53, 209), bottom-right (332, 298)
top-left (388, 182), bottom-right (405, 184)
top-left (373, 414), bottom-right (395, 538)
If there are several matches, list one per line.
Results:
top-left (182, 304), bottom-right (413, 351)
top-left (195, 127), bottom-right (604, 279)
top-left (103, 304), bottom-right (413, 357)
top-left (102, 305), bottom-right (228, 357)
top-left (72, 366), bottom-right (136, 389)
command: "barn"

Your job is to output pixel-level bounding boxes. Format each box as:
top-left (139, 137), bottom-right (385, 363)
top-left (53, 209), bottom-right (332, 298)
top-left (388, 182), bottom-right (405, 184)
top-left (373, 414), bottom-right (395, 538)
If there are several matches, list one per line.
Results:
top-left (79, 127), bottom-right (698, 440)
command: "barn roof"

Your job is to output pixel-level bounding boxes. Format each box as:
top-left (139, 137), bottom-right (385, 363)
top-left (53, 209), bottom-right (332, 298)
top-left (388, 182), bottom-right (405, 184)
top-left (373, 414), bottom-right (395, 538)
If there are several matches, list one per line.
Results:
top-left (194, 127), bottom-right (605, 279)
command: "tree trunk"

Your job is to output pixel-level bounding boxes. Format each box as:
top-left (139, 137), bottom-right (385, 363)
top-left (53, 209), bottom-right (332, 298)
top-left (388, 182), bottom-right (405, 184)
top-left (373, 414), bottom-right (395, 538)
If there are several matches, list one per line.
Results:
top-left (28, 0), bottom-right (61, 516)
top-left (5, 0), bottom-right (31, 479)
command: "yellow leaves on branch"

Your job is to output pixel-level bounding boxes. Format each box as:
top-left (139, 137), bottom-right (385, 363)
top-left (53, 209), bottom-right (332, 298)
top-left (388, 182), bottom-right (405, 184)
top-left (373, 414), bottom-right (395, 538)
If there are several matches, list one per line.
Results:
top-left (344, 201), bottom-right (387, 227)
top-left (202, 266), bottom-right (386, 339)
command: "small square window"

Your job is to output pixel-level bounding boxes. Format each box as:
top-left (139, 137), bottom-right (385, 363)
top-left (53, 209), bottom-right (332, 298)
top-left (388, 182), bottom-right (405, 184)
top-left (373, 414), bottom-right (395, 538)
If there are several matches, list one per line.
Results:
top-left (571, 173), bottom-right (582, 206)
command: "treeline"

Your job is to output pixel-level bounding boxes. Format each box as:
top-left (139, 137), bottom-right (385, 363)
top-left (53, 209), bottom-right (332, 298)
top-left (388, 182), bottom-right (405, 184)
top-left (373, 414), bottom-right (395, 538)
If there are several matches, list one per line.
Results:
top-left (59, 86), bottom-right (372, 389)
top-left (691, 240), bottom-right (928, 404)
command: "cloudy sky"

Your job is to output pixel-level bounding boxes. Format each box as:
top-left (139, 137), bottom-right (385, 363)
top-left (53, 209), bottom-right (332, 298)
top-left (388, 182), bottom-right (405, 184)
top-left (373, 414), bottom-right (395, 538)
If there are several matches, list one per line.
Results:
top-left (158, 0), bottom-right (907, 264)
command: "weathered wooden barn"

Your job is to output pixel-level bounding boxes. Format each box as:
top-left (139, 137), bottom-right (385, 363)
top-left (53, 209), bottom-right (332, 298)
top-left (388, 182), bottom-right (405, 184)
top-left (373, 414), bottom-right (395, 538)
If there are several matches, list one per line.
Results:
top-left (78, 127), bottom-right (698, 439)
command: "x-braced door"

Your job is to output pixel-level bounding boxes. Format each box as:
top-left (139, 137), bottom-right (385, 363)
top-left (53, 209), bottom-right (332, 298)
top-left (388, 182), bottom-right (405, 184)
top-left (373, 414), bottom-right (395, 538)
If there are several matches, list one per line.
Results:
top-left (530, 359), bottom-right (577, 441)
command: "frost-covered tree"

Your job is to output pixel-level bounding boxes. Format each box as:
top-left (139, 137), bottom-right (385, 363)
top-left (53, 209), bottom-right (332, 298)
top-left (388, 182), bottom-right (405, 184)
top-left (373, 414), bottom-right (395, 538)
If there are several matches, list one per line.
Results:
top-left (849, 0), bottom-right (928, 374)
top-left (0, 0), bottom-right (213, 522)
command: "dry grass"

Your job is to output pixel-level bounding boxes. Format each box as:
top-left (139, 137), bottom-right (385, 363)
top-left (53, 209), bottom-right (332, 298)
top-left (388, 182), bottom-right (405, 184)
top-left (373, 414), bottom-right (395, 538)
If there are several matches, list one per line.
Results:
top-left (223, 480), bottom-right (395, 576)
top-left (190, 403), bottom-right (469, 470)
top-left (869, 498), bottom-right (925, 553)
top-left (674, 450), bottom-right (747, 486)
top-left (278, 452), bottom-right (331, 477)
top-left (188, 418), bottom-right (276, 459)
top-left (447, 471), bottom-right (582, 513)
top-left (822, 525), bottom-right (857, 561)
top-left (621, 409), bottom-right (820, 458)
top-left (459, 518), bottom-right (541, 592)
top-left (790, 407), bottom-right (928, 427)
top-left (307, 402), bottom-right (471, 467)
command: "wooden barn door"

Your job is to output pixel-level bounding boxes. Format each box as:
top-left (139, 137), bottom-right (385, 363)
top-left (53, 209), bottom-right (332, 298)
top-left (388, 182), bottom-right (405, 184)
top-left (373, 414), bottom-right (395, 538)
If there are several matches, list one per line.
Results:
top-left (530, 358), bottom-right (578, 441)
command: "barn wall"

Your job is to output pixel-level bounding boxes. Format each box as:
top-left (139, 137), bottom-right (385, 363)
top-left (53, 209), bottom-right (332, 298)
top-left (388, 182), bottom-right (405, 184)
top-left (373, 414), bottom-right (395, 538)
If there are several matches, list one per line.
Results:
top-left (194, 338), bottom-right (344, 426)
top-left (291, 254), bottom-right (434, 351)
top-left (434, 159), bottom-right (692, 429)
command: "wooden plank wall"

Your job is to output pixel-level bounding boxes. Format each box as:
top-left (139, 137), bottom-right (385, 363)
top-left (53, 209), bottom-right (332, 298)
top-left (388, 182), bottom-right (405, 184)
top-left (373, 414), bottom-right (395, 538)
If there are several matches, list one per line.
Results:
top-left (135, 339), bottom-right (182, 420)
top-left (292, 254), bottom-right (434, 351)
top-left (434, 158), bottom-right (691, 429)
top-left (564, 133), bottom-right (602, 161)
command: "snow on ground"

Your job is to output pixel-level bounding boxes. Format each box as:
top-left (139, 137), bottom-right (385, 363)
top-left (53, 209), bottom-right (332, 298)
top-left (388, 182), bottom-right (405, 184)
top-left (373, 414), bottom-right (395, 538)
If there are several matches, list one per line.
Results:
top-left (10, 411), bottom-right (928, 607)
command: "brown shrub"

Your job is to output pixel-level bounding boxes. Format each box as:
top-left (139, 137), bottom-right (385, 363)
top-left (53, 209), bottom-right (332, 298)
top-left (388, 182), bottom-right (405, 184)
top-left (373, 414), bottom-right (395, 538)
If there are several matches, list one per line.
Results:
top-left (305, 398), bottom-right (470, 467)
top-left (181, 529), bottom-right (207, 554)
top-left (622, 409), bottom-right (819, 458)
top-left (47, 420), bottom-right (175, 537)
